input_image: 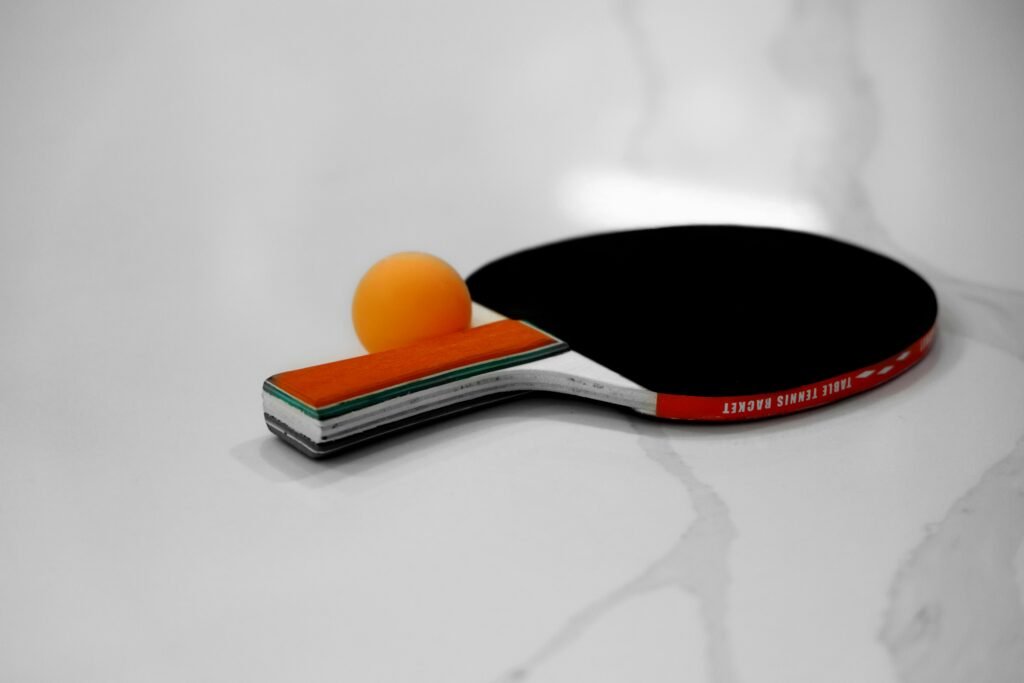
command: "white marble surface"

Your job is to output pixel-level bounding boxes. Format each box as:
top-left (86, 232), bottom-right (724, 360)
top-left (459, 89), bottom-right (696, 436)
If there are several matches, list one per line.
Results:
top-left (2, 1), bottom-right (1023, 681)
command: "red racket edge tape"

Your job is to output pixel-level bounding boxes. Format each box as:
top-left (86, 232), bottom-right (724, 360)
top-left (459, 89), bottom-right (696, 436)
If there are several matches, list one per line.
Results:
top-left (657, 326), bottom-right (937, 421)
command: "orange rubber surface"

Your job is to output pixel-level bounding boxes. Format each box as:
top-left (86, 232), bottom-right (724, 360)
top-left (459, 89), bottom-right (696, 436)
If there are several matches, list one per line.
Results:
top-left (269, 320), bottom-right (559, 409)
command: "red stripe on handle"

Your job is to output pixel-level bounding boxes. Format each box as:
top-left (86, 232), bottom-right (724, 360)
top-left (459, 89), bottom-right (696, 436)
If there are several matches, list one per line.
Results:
top-left (656, 326), bottom-right (936, 421)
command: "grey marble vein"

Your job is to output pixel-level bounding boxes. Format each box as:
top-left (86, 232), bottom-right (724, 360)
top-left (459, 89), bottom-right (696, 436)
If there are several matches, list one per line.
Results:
top-left (495, 421), bottom-right (737, 682)
top-left (881, 434), bottom-right (1024, 683)
top-left (927, 275), bottom-right (1024, 363)
top-left (771, 0), bottom-right (884, 246)
top-left (612, 0), bottom-right (664, 165)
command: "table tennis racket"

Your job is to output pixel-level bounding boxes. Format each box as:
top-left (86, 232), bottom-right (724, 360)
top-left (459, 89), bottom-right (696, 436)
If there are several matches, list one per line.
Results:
top-left (263, 225), bottom-right (937, 457)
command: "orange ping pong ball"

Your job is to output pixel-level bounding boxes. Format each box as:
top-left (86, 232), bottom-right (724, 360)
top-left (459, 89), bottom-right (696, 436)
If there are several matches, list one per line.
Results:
top-left (352, 252), bottom-right (472, 353)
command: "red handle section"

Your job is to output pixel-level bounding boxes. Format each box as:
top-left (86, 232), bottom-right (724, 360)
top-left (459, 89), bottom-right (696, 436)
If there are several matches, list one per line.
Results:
top-left (268, 320), bottom-right (563, 413)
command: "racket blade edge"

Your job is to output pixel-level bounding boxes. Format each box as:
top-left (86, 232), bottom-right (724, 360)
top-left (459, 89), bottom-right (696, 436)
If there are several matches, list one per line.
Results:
top-left (655, 324), bottom-right (936, 421)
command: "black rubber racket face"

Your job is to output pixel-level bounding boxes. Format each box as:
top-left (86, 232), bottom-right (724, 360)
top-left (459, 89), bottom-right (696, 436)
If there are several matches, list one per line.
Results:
top-left (466, 225), bottom-right (937, 398)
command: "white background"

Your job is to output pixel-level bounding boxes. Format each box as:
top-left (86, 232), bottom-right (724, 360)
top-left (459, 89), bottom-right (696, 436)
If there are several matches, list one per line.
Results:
top-left (2, 1), bottom-right (1024, 681)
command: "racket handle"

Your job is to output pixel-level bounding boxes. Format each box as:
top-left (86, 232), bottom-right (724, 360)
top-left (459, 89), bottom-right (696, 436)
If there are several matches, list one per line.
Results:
top-left (263, 320), bottom-right (569, 454)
